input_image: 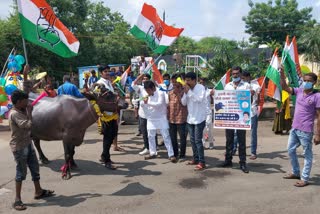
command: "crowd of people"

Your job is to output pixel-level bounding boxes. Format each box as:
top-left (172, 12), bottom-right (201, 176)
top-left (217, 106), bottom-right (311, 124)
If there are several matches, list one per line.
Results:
top-left (7, 59), bottom-right (320, 210)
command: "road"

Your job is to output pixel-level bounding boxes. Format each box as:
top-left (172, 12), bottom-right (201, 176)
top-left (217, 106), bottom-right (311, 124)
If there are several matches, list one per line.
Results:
top-left (0, 120), bottom-right (319, 214)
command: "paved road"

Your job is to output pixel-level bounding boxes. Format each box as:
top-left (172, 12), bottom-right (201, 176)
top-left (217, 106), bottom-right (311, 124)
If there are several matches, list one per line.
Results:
top-left (0, 120), bottom-right (320, 214)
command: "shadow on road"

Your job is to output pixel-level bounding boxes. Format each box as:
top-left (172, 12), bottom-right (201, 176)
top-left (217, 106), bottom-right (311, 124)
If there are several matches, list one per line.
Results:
top-left (42, 159), bottom-right (162, 178)
top-left (111, 182), bottom-right (154, 196)
top-left (26, 193), bottom-right (102, 208)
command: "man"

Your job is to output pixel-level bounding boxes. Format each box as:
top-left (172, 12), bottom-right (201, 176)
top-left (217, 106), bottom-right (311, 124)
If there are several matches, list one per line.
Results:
top-left (88, 70), bottom-right (98, 88)
top-left (281, 70), bottom-right (320, 187)
top-left (218, 66), bottom-right (250, 173)
top-left (168, 74), bottom-right (188, 160)
top-left (199, 77), bottom-right (215, 149)
top-left (141, 80), bottom-right (176, 162)
top-left (139, 56), bottom-right (148, 74)
top-left (126, 71), bottom-right (136, 108)
top-left (9, 90), bottom-right (54, 211)
top-left (242, 71), bottom-right (261, 160)
top-left (132, 73), bottom-right (154, 155)
top-left (96, 65), bottom-right (118, 170)
top-left (57, 75), bottom-right (84, 98)
top-left (181, 72), bottom-right (207, 170)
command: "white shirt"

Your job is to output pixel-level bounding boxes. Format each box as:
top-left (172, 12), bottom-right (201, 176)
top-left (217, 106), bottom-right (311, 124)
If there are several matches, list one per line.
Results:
top-left (224, 80), bottom-right (251, 91)
top-left (96, 78), bottom-right (114, 93)
top-left (159, 83), bottom-right (173, 104)
top-left (181, 84), bottom-right (207, 124)
top-left (131, 84), bottom-right (148, 119)
top-left (141, 89), bottom-right (169, 130)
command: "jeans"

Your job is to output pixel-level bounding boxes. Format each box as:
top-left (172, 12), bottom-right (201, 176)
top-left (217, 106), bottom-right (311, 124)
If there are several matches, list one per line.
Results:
top-left (226, 129), bottom-right (246, 164)
top-left (169, 123), bottom-right (187, 158)
top-left (187, 121), bottom-right (206, 164)
top-left (13, 144), bottom-right (40, 182)
top-left (251, 115), bottom-right (258, 155)
top-left (101, 119), bottom-right (118, 162)
top-left (287, 129), bottom-right (313, 182)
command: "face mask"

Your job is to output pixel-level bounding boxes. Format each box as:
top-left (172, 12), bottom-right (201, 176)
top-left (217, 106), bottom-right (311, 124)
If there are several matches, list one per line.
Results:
top-left (302, 81), bottom-right (313, 90)
top-left (232, 77), bottom-right (241, 82)
top-left (164, 80), bottom-right (170, 86)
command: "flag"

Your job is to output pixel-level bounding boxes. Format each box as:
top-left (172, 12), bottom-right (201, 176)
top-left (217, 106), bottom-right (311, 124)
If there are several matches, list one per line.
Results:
top-left (130, 3), bottom-right (184, 54)
top-left (266, 49), bottom-right (282, 102)
top-left (151, 59), bottom-right (163, 84)
top-left (281, 36), bottom-right (301, 88)
top-left (291, 36), bottom-right (302, 81)
top-left (215, 69), bottom-right (231, 90)
top-left (17, 0), bottom-right (79, 58)
top-left (255, 77), bottom-right (265, 116)
top-left (120, 66), bottom-right (131, 87)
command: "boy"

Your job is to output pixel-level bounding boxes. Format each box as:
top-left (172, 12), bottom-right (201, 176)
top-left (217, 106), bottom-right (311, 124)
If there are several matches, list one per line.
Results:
top-left (9, 90), bottom-right (54, 211)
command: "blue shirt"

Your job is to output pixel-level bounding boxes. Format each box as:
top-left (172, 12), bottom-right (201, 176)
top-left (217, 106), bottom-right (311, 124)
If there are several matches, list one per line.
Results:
top-left (57, 81), bottom-right (84, 98)
top-left (126, 76), bottom-right (136, 92)
top-left (88, 76), bottom-right (98, 87)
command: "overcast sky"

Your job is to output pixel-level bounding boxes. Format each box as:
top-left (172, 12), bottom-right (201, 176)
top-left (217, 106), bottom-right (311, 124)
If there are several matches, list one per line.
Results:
top-left (1, 0), bottom-right (319, 41)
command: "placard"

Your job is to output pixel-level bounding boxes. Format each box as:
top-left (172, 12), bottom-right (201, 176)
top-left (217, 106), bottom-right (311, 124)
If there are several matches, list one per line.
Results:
top-left (214, 90), bottom-right (251, 130)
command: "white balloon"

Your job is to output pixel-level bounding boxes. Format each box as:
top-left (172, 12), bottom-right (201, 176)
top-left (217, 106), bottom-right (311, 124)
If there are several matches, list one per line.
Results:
top-left (0, 106), bottom-right (9, 115)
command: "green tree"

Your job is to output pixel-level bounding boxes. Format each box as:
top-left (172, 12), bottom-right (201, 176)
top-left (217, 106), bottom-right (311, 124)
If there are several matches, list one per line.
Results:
top-left (243, 0), bottom-right (316, 47)
top-left (196, 37), bottom-right (238, 53)
top-left (300, 25), bottom-right (320, 72)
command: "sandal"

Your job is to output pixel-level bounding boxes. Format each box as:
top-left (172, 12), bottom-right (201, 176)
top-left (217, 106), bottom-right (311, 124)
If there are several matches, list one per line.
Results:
top-left (186, 160), bottom-right (198, 165)
top-left (283, 174), bottom-right (300, 180)
top-left (105, 162), bottom-right (117, 170)
top-left (113, 146), bottom-right (125, 152)
top-left (12, 200), bottom-right (27, 211)
top-left (194, 163), bottom-right (206, 171)
top-left (294, 180), bottom-right (309, 187)
top-left (34, 189), bottom-right (55, 200)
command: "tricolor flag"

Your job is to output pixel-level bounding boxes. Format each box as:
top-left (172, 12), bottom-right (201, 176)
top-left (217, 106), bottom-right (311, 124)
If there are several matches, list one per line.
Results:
top-left (215, 69), bottom-right (231, 90)
top-left (17, 0), bottom-right (80, 58)
top-left (253, 76), bottom-right (265, 116)
top-left (130, 3), bottom-right (184, 54)
top-left (266, 49), bottom-right (282, 102)
top-left (151, 59), bottom-right (163, 84)
top-left (281, 36), bottom-right (302, 87)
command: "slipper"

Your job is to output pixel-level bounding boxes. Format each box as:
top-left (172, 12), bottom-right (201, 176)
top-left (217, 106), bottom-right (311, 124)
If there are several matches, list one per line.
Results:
top-left (12, 200), bottom-right (27, 211)
top-left (113, 147), bottom-right (125, 152)
top-left (34, 189), bottom-right (55, 200)
top-left (283, 174), bottom-right (300, 180)
top-left (186, 160), bottom-right (198, 165)
top-left (194, 163), bottom-right (206, 171)
top-left (294, 180), bottom-right (309, 187)
top-left (105, 162), bottom-right (117, 170)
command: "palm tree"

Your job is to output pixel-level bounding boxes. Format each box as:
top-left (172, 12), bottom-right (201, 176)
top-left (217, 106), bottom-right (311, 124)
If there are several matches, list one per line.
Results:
top-left (300, 25), bottom-right (320, 72)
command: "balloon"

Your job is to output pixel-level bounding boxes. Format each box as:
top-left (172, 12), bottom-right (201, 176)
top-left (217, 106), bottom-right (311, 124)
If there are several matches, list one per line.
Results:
top-left (0, 106), bottom-right (9, 116)
top-left (4, 84), bottom-right (18, 95)
top-left (0, 77), bottom-right (6, 86)
top-left (8, 61), bottom-right (17, 71)
top-left (9, 54), bottom-right (15, 62)
top-left (15, 63), bottom-right (22, 72)
top-left (0, 94), bottom-right (8, 102)
top-left (14, 55), bottom-right (25, 65)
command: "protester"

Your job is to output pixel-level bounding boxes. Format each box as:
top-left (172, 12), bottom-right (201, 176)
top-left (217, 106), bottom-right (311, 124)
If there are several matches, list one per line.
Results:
top-left (242, 71), bottom-right (261, 160)
top-left (126, 71), bottom-right (137, 108)
top-left (181, 72), bottom-right (207, 170)
top-left (96, 65), bottom-right (119, 169)
top-left (199, 77), bottom-right (215, 149)
top-left (168, 73), bottom-right (188, 160)
top-left (57, 75), bottom-right (84, 98)
top-left (88, 70), bottom-right (98, 88)
top-left (272, 98), bottom-right (292, 135)
top-left (9, 90), bottom-right (54, 211)
top-left (217, 66), bottom-right (250, 173)
top-left (139, 56), bottom-right (148, 74)
top-left (280, 70), bottom-right (320, 187)
top-left (141, 80), bottom-right (176, 162)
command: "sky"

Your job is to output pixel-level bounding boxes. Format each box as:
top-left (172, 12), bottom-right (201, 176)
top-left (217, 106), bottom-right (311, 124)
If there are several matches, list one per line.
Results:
top-left (0, 0), bottom-right (319, 41)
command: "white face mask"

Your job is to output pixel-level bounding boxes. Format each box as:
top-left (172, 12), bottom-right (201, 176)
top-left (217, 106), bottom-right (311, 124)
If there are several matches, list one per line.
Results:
top-left (232, 77), bottom-right (241, 82)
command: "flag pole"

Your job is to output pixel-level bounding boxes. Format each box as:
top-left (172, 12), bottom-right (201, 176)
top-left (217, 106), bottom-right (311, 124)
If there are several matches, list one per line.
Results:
top-left (143, 54), bottom-right (162, 74)
top-left (0, 47), bottom-right (15, 77)
top-left (22, 38), bottom-right (29, 65)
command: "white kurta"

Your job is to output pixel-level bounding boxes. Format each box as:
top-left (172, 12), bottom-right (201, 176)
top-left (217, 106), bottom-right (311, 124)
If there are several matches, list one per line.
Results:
top-left (141, 90), bottom-right (169, 130)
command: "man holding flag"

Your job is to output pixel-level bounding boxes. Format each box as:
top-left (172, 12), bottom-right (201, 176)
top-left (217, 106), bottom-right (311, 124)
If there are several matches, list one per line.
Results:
top-left (280, 68), bottom-right (320, 187)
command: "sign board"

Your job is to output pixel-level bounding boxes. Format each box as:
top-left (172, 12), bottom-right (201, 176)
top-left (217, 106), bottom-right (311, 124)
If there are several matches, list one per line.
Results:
top-left (214, 90), bottom-right (251, 130)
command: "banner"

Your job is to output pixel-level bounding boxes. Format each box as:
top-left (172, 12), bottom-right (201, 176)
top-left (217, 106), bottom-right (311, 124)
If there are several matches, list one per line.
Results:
top-left (214, 90), bottom-right (251, 130)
